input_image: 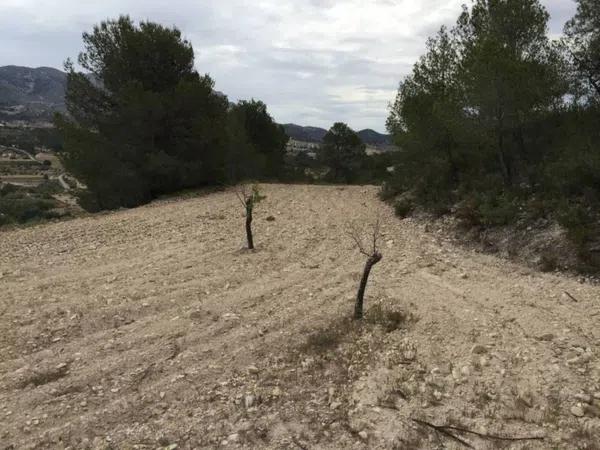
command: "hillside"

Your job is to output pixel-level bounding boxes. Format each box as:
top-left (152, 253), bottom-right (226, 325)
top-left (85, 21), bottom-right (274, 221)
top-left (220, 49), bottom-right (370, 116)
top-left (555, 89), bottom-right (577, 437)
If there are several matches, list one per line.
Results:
top-left (357, 129), bottom-right (392, 146)
top-left (282, 124), bottom-right (328, 143)
top-left (1, 185), bottom-right (600, 449)
top-left (0, 66), bottom-right (67, 120)
top-left (283, 124), bottom-right (392, 146)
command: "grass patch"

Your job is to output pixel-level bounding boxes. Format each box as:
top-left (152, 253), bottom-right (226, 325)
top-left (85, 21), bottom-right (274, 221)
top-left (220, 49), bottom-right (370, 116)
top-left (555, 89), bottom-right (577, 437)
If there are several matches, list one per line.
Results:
top-left (365, 303), bottom-right (416, 332)
top-left (303, 302), bottom-right (416, 353)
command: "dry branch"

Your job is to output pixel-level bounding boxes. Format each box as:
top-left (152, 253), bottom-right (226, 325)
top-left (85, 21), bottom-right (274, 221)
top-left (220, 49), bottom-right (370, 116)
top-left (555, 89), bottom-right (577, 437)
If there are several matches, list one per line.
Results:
top-left (233, 183), bottom-right (265, 250)
top-left (412, 418), bottom-right (545, 448)
top-left (348, 215), bottom-right (383, 319)
top-left (412, 419), bottom-right (474, 448)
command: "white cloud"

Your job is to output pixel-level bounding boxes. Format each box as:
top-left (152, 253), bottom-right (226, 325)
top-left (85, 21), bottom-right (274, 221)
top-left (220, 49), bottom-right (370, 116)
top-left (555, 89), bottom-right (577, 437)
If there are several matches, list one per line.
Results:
top-left (0, 0), bottom-right (577, 131)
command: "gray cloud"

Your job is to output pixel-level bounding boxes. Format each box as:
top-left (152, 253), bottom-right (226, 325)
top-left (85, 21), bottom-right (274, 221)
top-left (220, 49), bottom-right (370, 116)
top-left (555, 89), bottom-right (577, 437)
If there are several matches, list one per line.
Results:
top-left (0, 0), bottom-right (577, 131)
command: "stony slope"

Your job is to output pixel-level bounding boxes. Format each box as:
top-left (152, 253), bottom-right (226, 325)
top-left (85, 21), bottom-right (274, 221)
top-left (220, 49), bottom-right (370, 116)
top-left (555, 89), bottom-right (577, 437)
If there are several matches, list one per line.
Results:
top-left (0, 66), bottom-right (66, 120)
top-left (1, 185), bottom-right (599, 449)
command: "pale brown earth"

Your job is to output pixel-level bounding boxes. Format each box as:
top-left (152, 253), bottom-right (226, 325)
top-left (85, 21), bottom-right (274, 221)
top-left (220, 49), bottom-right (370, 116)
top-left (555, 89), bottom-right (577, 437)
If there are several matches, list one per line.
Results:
top-left (1, 184), bottom-right (600, 449)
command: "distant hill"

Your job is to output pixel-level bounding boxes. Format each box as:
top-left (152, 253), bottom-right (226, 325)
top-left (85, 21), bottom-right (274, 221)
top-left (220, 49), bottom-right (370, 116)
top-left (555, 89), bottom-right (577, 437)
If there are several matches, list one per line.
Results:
top-left (283, 123), bottom-right (392, 146)
top-left (282, 124), bottom-right (328, 143)
top-left (357, 129), bottom-right (392, 146)
top-left (0, 66), bottom-right (67, 121)
top-left (0, 67), bottom-right (394, 146)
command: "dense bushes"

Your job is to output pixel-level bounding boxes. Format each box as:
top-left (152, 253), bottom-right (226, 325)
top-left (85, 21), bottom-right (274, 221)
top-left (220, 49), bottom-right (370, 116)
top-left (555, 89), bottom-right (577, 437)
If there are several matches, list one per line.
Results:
top-left (385, 0), bottom-right (600, 270)
top-left (0, 181), bottom-right (64, 226)
top-left (0, 127), bottom-right (63, 152)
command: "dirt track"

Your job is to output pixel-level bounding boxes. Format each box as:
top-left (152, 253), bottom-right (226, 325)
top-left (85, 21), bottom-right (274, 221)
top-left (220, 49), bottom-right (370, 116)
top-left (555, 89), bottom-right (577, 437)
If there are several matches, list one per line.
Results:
top-left (1, 184), bottom-right (600, 449)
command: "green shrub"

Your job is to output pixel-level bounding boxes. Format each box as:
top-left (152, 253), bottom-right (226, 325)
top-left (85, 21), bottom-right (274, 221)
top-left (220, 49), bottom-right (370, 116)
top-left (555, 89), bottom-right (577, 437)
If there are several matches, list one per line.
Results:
top-left (35, 180), bottom-right (63, 196)
top-left (477, 195), bottom-right (519, 227)
top-left (0, 183), bottom-right (62, 226)
top-left (394, 198), bottom-right (414, 218)
top-left (557, 203), bottom-right (596, 247)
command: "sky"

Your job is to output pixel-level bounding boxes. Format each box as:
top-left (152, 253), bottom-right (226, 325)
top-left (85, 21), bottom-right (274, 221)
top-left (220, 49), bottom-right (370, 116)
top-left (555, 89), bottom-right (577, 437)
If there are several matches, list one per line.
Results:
top-left (0, 0), bottom-right (577, 132)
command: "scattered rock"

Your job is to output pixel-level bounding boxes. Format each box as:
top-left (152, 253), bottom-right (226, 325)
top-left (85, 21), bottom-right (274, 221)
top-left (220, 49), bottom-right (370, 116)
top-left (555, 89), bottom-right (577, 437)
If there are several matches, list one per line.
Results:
top-left (537, 333), bottom-right (555, 342)
top-left (266, 216), bottom-right (276, 222)
top-left (471, 345), bottom-right (488, 355)
top-left (358, 431), bottom-right (368, 441)
top-left (571, 405), bottom-right (585, 417)
top-left (575, 393), bottom-right (592, 404)
top-left (452, 368), bottom-right (461, 381)
top-left (237, 420), bottom-right (252, 432)
top-left (247, 365), bottom-right (260, 375)
top-left (189, 311), bottom-right (202, 320)
top-left (222, 313), bottom-right (240, 322)
top-left (244, 395), bottom-right (256, 409)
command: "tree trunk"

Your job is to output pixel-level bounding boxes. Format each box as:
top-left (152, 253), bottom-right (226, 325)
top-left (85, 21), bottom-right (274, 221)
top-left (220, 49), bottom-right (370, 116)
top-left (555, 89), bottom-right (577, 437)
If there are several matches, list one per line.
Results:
top-left (496, 124), bottom-right (511, 187)
top-left (245, 202), bottom-right (254, 250)
top-left (354, 252), bottom-right (382, 320)
top-left (444, 136), bottom-right (459, 184)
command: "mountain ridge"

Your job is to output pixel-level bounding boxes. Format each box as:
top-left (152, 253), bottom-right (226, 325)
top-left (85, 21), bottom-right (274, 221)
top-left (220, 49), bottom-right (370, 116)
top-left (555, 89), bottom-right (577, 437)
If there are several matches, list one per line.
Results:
top-left (282, 123), bottom-right (391, 146)
top-left (0, 66), bottom-right (392, 145)
top-left (0, 65), bottom-right (67, 121)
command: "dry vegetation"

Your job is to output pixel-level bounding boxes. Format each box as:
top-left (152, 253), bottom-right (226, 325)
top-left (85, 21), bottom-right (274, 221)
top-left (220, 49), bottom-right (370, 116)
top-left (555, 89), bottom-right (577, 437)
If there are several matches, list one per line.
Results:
top-left (1, 184), bottom-right (600, 449)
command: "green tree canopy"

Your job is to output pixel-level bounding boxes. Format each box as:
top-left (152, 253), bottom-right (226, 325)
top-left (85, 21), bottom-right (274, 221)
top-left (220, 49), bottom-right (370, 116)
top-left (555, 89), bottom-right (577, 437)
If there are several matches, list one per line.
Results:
top-left (456, 0), bottom-right (566, 186)
top-left (387, 27), bottom-right (466, 202)
top-left (564, 0), bottom-right (600, 98)
top-left (318, 122), bottom-right (366, 183)
top-left (385, 0), bottom-right (600, 270)
top-left (56, 16), bottom-right (230, 210)
top-left (229, 100), bottom-right (289, 179)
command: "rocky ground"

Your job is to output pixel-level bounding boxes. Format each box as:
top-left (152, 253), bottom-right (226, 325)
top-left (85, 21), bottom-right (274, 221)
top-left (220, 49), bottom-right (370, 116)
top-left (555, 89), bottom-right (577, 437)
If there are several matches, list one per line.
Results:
top-left (1, 184), bottom-right (600, 449)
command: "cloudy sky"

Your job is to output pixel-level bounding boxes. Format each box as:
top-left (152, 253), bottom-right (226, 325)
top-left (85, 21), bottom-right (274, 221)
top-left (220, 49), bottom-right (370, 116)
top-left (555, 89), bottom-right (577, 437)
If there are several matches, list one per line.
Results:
top-left (0, 0), bottom-right (577, 132)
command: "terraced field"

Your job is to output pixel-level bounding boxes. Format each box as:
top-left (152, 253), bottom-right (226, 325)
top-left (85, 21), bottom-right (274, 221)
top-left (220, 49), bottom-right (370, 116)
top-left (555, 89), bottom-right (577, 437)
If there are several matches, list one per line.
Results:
top-left (1, 184), bottom-right (600, 449)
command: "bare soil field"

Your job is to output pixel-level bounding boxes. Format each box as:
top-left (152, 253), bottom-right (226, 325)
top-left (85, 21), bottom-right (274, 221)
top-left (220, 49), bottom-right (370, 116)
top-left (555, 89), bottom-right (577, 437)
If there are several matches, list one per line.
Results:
top-left (1, 184), bottom-right (600, 449)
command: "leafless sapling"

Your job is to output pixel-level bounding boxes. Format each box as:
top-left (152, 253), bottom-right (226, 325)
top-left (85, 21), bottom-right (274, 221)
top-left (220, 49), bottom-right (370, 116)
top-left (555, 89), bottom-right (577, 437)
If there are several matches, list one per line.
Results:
top-left (348, 217), bottom-right (383, 320)
top-left (235, 184), bottom-right (266, 250)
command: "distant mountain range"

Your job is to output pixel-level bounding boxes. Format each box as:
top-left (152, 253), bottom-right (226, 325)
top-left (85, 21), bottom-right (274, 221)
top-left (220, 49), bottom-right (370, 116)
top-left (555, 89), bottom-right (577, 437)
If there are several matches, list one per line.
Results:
top-left (0, 66), bottom-right (393, 146)
top-left (282, 124), bottom-right (391, 146)
top-left (0, 66), bottom-right (67, 121)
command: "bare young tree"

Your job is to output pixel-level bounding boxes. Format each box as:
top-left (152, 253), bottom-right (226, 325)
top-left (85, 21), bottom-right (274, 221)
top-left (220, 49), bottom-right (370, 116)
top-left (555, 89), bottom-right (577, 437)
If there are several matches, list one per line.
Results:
top-left (348, 217), bottom-right (383, 320)
top-left (235, 184), bottom-right (265, 250)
